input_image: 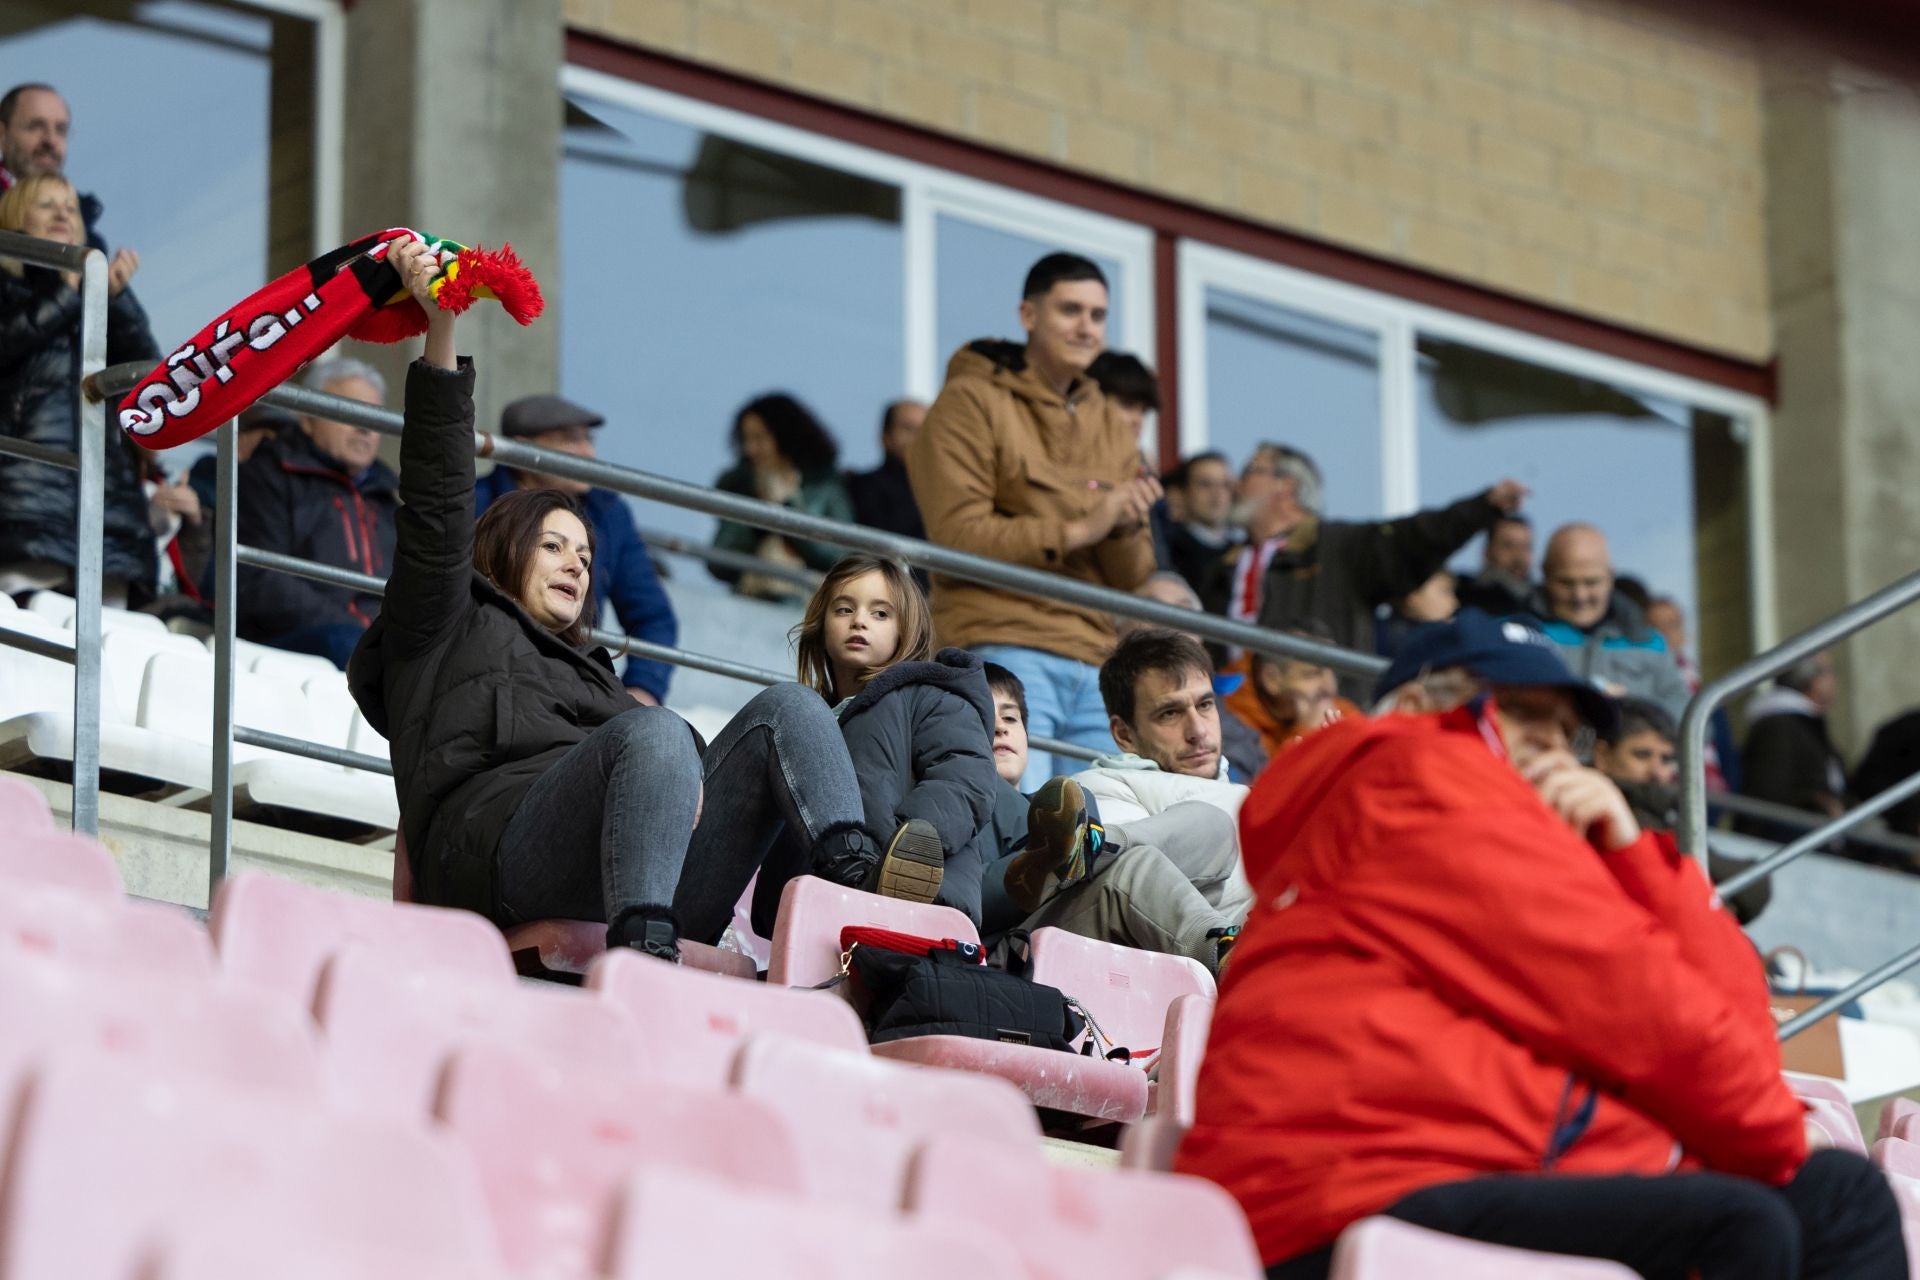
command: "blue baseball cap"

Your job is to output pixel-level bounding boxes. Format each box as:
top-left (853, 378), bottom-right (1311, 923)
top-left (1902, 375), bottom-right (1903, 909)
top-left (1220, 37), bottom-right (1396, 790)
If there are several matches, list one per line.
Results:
top-left (1374, 608), bottom-right (1618, 735)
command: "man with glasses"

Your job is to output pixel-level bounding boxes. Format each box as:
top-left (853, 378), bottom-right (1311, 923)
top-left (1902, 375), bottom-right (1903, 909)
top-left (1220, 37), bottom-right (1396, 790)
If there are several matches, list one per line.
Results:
top-left (1180, 608), bottom-right (1905, 1279)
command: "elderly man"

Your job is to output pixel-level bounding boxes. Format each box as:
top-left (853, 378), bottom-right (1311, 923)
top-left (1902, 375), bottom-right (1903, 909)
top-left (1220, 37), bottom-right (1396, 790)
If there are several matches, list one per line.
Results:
top-left (910, 252), bottom-right (1160, 788)
top-left (1526, 522), bottom-right (1689, 720)
top-left (474, 395), bottom-right (679, 705)
top-left (235, 357), bottom-right (397, 668)
top-left (1181, 609), bottom-right (1905, 1278)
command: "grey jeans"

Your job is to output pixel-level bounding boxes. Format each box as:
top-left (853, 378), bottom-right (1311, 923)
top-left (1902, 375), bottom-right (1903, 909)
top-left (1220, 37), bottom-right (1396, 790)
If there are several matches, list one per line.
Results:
top-left (494, 684), bottom-right (865, 944)
top-left (1019, 801), bottom-right (1253, 970)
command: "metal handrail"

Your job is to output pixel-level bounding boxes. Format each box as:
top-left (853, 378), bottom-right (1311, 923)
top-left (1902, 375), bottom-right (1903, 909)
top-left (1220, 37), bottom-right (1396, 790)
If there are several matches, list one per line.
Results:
top-left (0, 230), bottom-right (109, 835)
top-left (634, 524), bottom-right (822, 590)
top-left (1715, 769), bottom-right (1920, 900)
top-left (1708, 791), bottom-right (1920, 863)
top-left (89, 362), bottom-right (1391, 680)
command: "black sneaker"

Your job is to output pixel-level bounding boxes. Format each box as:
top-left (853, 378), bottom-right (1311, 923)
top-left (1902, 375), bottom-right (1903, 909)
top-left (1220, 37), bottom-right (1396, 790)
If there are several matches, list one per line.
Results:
top-left (873, 818), bottom-right (944, 904)
top-left (811, 825), bottom-right (883, 890)
top-left (607, 906), bottom-right (680, 964)
top-left (1004, 777), bottom-right (1100, 914)
top-left (1206, 925), bottom-right (1240, 977)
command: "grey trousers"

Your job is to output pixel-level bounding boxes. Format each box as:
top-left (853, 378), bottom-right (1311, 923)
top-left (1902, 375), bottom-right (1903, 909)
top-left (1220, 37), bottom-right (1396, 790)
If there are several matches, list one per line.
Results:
top-left (1018, 801), bottom-right (1252, 971)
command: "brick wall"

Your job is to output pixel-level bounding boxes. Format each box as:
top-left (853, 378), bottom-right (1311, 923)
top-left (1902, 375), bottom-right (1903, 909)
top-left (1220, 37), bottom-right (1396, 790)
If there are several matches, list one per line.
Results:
top-left (564, 0), bottom-right (1771, 360)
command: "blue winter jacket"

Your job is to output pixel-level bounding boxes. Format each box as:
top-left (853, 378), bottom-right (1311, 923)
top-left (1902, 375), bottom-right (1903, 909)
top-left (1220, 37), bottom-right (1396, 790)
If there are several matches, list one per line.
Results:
top-left (474, 469), bottom-right (678, 701)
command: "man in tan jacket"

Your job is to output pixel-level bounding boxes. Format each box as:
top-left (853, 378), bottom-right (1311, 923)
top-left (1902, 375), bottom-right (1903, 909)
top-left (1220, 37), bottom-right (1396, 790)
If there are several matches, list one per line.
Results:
top-left (908, 253), bottom-right (1160, 788)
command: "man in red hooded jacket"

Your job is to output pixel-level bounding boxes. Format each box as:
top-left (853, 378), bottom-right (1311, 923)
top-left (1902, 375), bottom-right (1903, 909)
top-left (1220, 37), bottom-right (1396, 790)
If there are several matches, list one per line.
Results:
top-left (1178, 611), bottom-right (1905, 1279)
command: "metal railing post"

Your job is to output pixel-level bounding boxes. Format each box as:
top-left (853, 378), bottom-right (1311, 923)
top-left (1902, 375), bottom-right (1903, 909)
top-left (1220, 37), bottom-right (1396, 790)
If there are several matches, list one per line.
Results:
top-left (68, 248), bottom-right (109, 836)
top-left (209, 419), bottom-right (239, 897)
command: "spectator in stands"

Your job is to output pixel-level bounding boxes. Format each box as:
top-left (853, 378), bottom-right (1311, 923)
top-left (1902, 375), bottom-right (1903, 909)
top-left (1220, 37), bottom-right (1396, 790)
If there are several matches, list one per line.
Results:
top-left (711, 392), bottom-right (852, 601)
top-left (1454, 513), bottom-right (1535, 616)
top-left (1116, 571), bottom-right (1268, 781)
top-left (187, 404), bottom-right (294, 512)
top-left (1595, 696), bottom-right (1770, 924)
top-left (1086, 349), bottom-right (1158, 439)
top-left (910, 252), bottom-right (1159, 788)
top-left (996, 629), bottom-right (1253, 973)
top-left (1373, 568), bottom-right (1457, 658)
top-left (779, 553), bottom-right (998, 924)
top-left (1159, 451), bottom-right (1240, 595)
top-left (1224, 617), bottom-right (1358, 762)
top-left (0, 84), bottom-right (105, 249)
top-left (1855, 708), bottom-right (1920, 847)
top-left (0, 174), bottom-right (159, 607)
top-left (1222, 440), bottom-right (1523, 681)
top-left (1644, 591), bottom-right (1741, 793)
top-left (1736, 651), bottom-right (1851, 848)
top-left (1183, 609), bottom-right (1905, 1278)
top-left (975, 661), bottom-right (1036, 939)
top-left (235, 356), bottom-right (397, 668)
top-left (1527, 523), bottom-right (1691, 721)
top-left (476, 394), bottom-right (678, 705)
top-left (844, 398), bottom-right (926, 540)
top-left (351, 239), bottom-right (902, 963)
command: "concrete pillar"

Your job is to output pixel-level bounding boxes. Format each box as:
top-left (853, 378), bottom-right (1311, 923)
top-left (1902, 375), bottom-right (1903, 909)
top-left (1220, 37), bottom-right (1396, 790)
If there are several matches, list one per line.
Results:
top-left (340, 0), bottom-right (561, 441)
top-left (1764, 60), bottom-right (1920, 751)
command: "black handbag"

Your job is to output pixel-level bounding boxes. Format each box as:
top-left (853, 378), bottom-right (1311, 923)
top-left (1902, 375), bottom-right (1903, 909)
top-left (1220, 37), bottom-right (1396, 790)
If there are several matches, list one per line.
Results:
top-left (835, 926), bottom-right (1087, 1052)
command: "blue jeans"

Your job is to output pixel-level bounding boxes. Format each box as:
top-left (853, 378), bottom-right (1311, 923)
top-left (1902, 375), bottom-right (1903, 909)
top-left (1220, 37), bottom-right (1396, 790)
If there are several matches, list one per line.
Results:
top-left (972, 644), bottom-right (1114, 790)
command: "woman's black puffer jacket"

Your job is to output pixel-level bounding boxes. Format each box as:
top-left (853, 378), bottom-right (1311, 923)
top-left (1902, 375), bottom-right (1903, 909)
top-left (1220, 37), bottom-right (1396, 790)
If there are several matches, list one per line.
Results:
top-left (0, 265), bottom-right (162, 591)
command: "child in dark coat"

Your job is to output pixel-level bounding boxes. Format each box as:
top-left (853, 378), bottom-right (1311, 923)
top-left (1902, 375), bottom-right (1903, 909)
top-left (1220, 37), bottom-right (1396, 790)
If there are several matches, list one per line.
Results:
top-left (768, 553), bottom-right (1001, 927)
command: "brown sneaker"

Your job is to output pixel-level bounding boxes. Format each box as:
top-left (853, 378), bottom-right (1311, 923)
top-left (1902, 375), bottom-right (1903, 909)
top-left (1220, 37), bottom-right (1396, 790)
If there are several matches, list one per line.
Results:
top-left (873, 818), bottom-right (944, 904)
top-left (1004, 777), bottom-right (1096, 915)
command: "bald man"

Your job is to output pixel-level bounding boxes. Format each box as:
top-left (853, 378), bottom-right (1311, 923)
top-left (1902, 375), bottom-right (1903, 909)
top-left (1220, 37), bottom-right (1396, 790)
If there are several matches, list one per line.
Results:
top-left (1526, 523), bottom-right (1689, 720)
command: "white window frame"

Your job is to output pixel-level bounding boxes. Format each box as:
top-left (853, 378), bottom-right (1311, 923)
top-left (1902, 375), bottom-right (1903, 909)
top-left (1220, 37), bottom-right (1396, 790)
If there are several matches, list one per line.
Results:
top-left (1178, 240), bottom-right (1776, 648)
top-left (232, 0), bottom-right (346, 253)
top-left (562, 66), bottom-right (1155, 408)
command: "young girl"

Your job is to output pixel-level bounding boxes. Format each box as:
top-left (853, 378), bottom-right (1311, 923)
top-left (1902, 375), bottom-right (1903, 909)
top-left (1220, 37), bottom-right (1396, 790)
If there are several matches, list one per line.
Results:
top-left (778, 552), bottom-right (1002, 927)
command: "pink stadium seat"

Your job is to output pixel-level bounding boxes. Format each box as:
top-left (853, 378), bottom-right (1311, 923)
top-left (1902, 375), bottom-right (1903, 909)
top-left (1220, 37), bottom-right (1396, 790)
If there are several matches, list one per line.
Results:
top-left (0, 880), bottom-right (213, 979)
top-left (1878, 1168), bottom-right (1920, 1280)
top-left (1875, 1136), bottom-right (1920, 1179)
top-left (772, 876), bottom-right (1153, 1122)
top-left (0, 775), bottom-right (52, 832)
top-left (1786, 1071), bottom-right (1867, 1153)
top-left (1119, 1113), bottom-right (1189, 1172)
top-left (1153, 993), bottom-right (1214, 1125)
top-left (609, 1166), bottom-right (1011, 1279)
top-left (586, 945), bottom-right (867, 1086)
top-left (904, 1132), bottom-right (1264, 1280)
top-left (212, 869), bottom-right (514, 1005)
top-left (0, 951), bottom-right (320, 1102)
top-left (1883, 1096), bottom-right (1920, 1143)
top-left (150, 1232), bottom-right (514, 1280)
top-left (314, 945), bottom-right (642, 1117)
top-left (503, 916), bottom-right (757, 982)
top-left (0, 829), bottom-right (121, 896)
top-left (1026, 926), bottom-right (1215, 1071)
top-left (1330, 1218), bottom-right (1640, 1278)
top-left (0, 1054), bottom-right (505, 1280)
top-left (435, 1043), bottom-right (805, 1277)
top-left (767, 874), bottom-right (983, 987)
top-left (730, 1034), bottom-right (1041, 1208)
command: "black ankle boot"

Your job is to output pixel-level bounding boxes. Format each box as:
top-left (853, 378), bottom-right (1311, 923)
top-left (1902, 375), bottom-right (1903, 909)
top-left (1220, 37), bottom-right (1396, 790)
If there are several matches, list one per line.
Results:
top-left (810, 825), bottom-right (883, 890)
top-left (607, 905), bottom-right (680, 964)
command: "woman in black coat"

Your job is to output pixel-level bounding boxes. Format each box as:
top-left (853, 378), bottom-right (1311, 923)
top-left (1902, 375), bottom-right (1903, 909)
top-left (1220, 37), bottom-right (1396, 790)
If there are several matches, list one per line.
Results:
top-left (348, 238), bottom-right (937, 961)
top-left (0, 174), bottom-right (161, 603)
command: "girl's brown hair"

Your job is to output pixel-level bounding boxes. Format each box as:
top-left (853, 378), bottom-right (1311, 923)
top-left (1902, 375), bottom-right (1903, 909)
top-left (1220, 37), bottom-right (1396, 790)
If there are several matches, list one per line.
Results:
top-left (474, 488), bottom-right (596, 647)
top-left (792, 553), bottom-right (934, 698)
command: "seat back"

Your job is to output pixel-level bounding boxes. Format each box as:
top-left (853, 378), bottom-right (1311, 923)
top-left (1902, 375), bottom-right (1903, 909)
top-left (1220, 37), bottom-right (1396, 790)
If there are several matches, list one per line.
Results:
top-left (588, 947), bottom-right (867, 1086)
top-left (905, 1132), bottom-right (1263, 1280)
top-left (1330, 1217), bottom-right (1638, 1278)
top-left (302, 675), bottom-right (360, 751)
top-left (436, 1043), bottom-right (804, 1275)
top-left (0, 775), bottom-right (52, 833)
top-left (0, 1055), bottom-right (502, 1280)
top-left (766, 875), bottom-right (982, 987)
top-left (0, 613), bottom-right (74, 721)
top-left (1119, 1114), bottom-right (1189, 1172)
top-left (1028, 926), bottom-right (1215, 1066)
top-left (315, 946), bottom-right (641, 1117)
top-left (22, 590), bottom-right (76, 628)
top-left (100, 629), bottom-right (207, 724)
top-left (1155, 993), bottom-right (1214, 1126)
top-left (1880, 1095), bottom-right (1920, 1143)
top-left (1785, 1071), bottom-right (1866, 1153)
top-left (609, 1166), bottom-right (1010, 1279)
top-left (210, 871), bottom-right (514, 1006)
top-left (0, 829), bottom-right (122, 896)
top-left (731, 1035), bottom-right (1039, 1208)
top-left (0, 882), bottom-right (213, 979)
top-left (1874, 1135), bottom-right (1920, 1179)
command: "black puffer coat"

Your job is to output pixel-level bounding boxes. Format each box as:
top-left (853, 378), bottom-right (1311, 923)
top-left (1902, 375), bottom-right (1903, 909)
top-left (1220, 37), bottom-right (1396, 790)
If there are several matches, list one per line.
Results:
top-left (0, 265), bottom-right (161, 590)
top-left (346, 359), bottom-right (674, 919)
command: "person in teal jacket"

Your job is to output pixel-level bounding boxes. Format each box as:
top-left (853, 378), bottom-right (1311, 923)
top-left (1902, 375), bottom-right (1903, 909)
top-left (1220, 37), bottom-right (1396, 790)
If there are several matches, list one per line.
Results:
top-left (710, 393), bottom-right (852, 601)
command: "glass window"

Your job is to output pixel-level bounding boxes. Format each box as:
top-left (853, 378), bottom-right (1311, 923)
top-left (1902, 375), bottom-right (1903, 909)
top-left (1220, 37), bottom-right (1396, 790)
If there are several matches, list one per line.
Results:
top-left (560, 94), bottom-right (904, 551)
top-left (1415, 335), bottom-right (1707, 624)
top-left (0, 2), bottom-right (273, 474)
top-left (933, 214), bottom-right (1126, 364)
top-left (1200, 288), bottom-right (1383, 516)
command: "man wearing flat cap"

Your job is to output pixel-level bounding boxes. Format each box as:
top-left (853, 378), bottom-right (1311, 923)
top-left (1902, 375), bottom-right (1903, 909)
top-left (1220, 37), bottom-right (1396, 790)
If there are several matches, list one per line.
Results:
top-left (1180, 608), bottom-right (1905, 1278)
top-left (475, 394), bottom-right (679, 705)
